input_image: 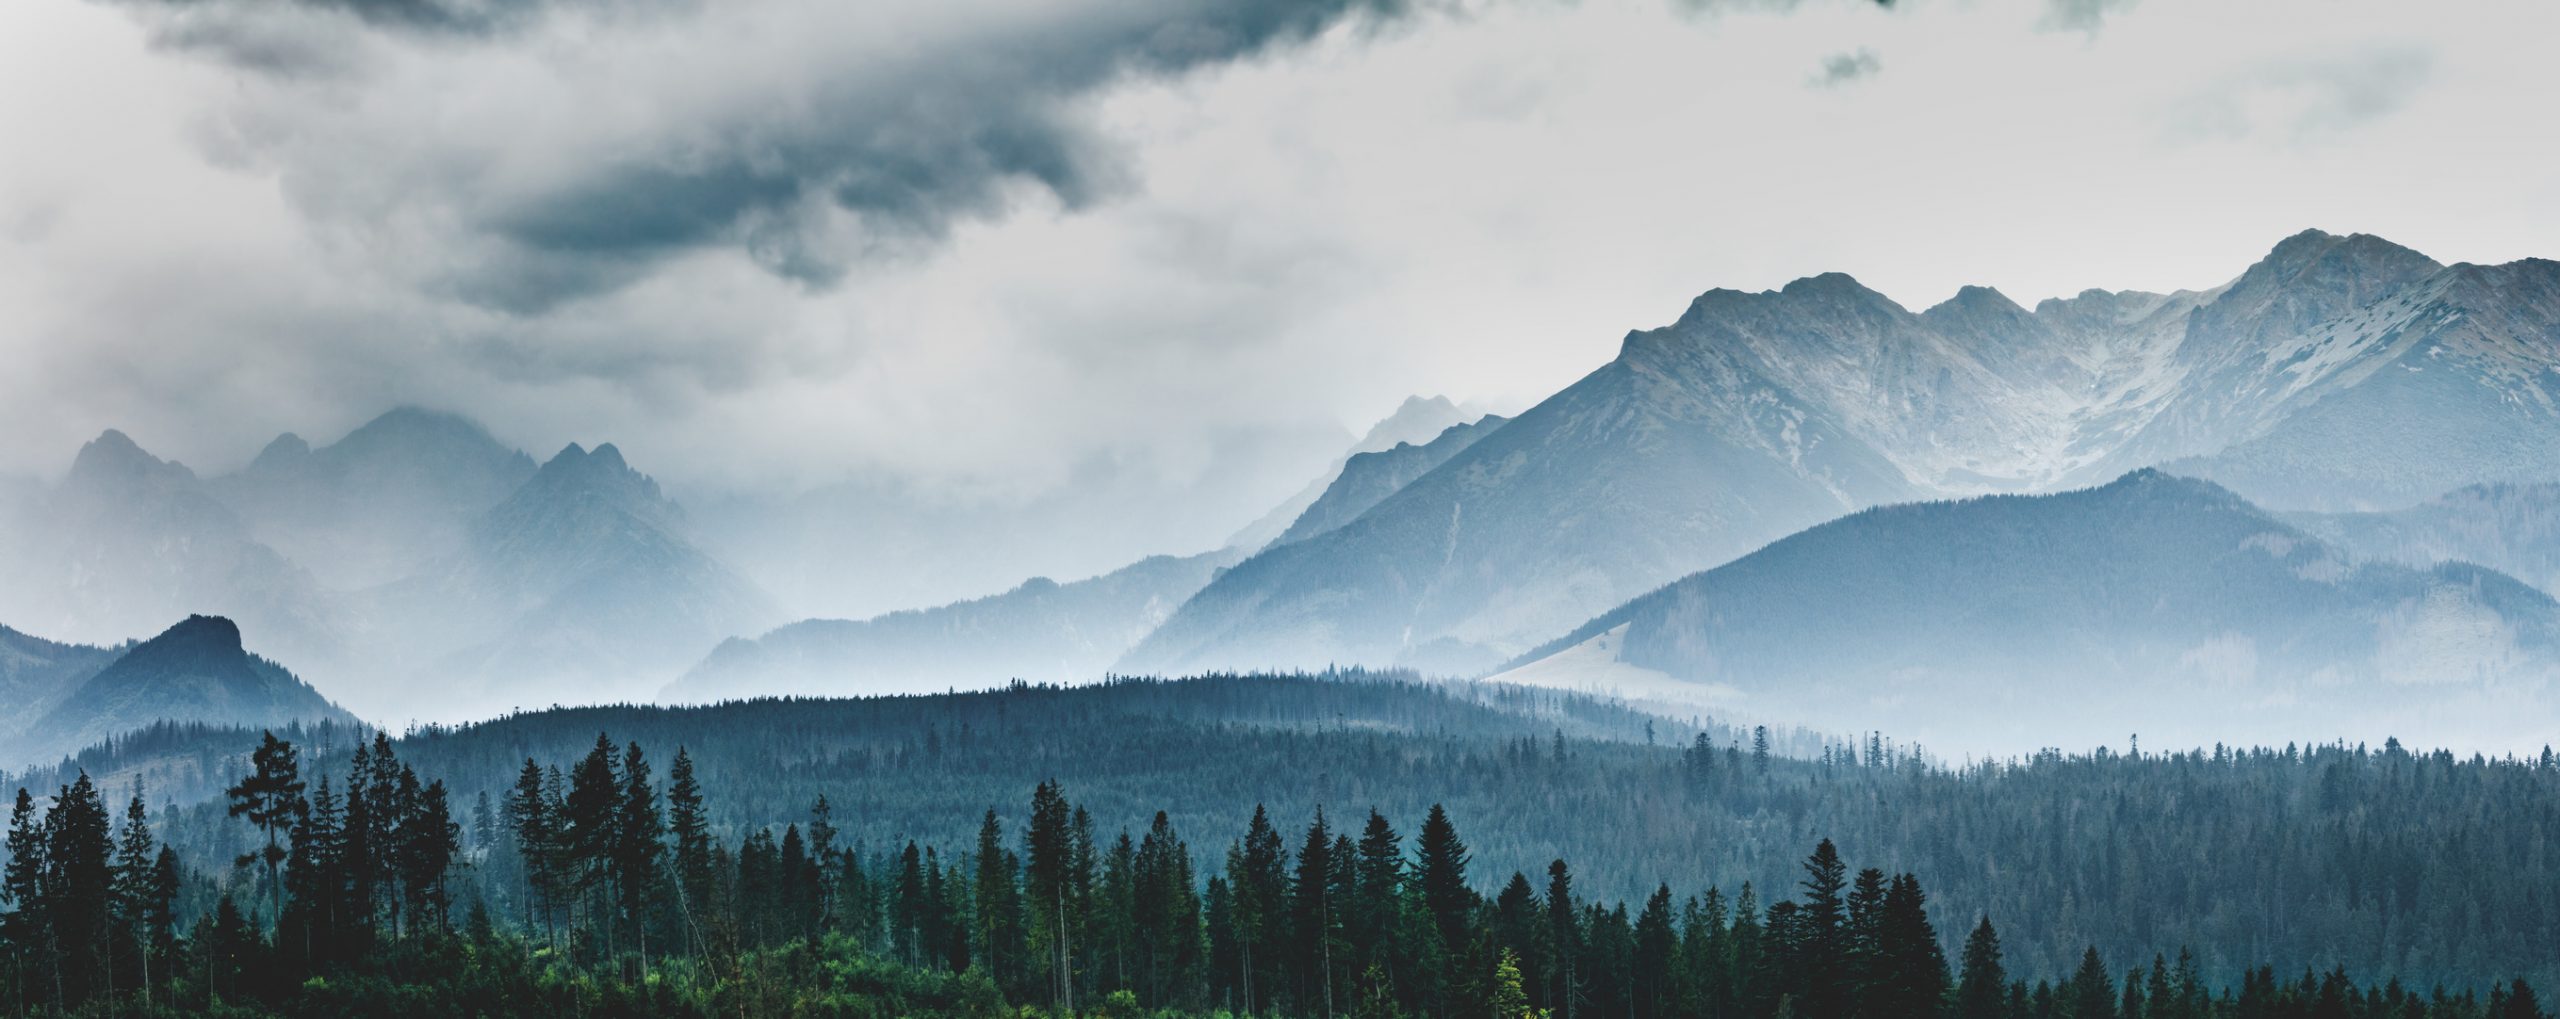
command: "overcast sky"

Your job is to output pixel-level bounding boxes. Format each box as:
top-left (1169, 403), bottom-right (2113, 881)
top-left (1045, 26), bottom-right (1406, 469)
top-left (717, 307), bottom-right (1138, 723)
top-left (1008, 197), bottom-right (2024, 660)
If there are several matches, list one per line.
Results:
top-left (3, 0), bottom-right (2554, 572)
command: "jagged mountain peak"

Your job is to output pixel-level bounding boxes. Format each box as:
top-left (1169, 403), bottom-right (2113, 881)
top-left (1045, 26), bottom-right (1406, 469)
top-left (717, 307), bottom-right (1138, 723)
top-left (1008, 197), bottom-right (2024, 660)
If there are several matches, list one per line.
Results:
top-left (1922, 284), bottom-right (2043, 335)
top-left (68, 429), bottom-right (195, 488)
top-left (121, 613), bottom-right (249, 665)
top-left (2216, 228), bottom-right (2442, 310)
top-left (530, 441), bottom-right (656, 499)
top-left (324, 406), bottom-right (525, 465)
top-left (248, 432), bottom-right (313, 472)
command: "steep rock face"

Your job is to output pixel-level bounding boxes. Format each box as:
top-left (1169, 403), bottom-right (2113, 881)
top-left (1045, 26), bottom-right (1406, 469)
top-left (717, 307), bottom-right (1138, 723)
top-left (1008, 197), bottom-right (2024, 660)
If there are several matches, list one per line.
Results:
top-left (14, 615), bottom-right (355, 765)
top-left (1129, 231), bottom-right (2560, 676)
top-left (667, 549), bottom-right (1242, 701)
top-left (1498, 472), bottom-right (2560, 752)
top-left (2166, 257), bottom-right (2560, 507)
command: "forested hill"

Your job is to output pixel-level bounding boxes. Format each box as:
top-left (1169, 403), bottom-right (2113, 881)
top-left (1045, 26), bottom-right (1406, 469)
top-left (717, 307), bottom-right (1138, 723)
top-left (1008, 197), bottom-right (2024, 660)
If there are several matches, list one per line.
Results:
top-left (34, 672), bottom-right (2560, 993)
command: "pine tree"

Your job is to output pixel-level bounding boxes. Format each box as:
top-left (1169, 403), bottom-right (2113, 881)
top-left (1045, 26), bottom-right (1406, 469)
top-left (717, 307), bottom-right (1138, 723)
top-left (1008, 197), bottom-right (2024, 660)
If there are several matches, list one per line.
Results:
top-left (975, 809), bottom-right (1026, 995)
top-left (615, 741), bottom-right (663, 974)
top-left (1024, 779), bottom-right (1077, 1012)
top-left (46, 775), bottom-right (115, 1007)
top-left (111, 781), bottom-right (156, 1004)
top-left (1291, 807), bottom-right (1341, 1017)
top-left (1633, 884), bottom-right (1677, 1019)
top-left (1416, 804), bottom-right (1473, 961)
top-left (1547, 859), bottom-right (1581, 1019)
top-left (1350, 810), bottom-right (1403, 978)
top-left (1229, 804), bottom-right (1290, 1016)
top-left (1868, 874), bottom-right (1947, 1017)
top-left (2069, 946), bottom-right (2117, 1019)
top-left (3, 788), bottom-right (48, 1014)
top-left (666, 748), bottom-right (712, 954)
top-left (225, 732), bottom-right (306, 927)
top-left (398, 778), bottom-right (460, 932)
top-left (508, 758), bottom-right (560, 942)
top-left (565, 732), bottom-right (622, 955)
top-left (1954, 916), bottom-right (2007, 1019)
top-left (1796, 839), bottom-right (1851, 1019)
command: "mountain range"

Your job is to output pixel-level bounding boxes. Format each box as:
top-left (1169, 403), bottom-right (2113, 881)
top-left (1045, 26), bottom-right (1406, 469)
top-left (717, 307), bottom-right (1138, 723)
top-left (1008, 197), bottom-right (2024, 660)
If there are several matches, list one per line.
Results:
top-left (0, 412), bottom-right (775, 723)
top-left (1124, 230), bottom-right (2560, 677)
top-left (6, 228), bottom-right (2560, 754)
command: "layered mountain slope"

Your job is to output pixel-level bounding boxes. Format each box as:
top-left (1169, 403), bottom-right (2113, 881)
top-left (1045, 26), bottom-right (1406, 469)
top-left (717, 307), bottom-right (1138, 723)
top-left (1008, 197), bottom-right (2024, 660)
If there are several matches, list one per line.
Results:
top-left (214, 407), bottom-right (537, 589)
top-left (1223, 395), bottom-right (1490, 552)
top-left (1272, 414), bottom-right (1507, 547)
top-left (1127, 276), bottom-right (1948, 676)
top-left (0, 431), bottom-right (343, 667)
top-left (1129, 231), bottom-right (2560, 677)
top-left (13, 615), bottom-right (355, 765)
top-left (668, 549), bottom-right (1244, 701)
top-left (675, 403), bottom-right (1507, 700)
top-left (1500, 471), bottom-right (2560, 752)
top-left (369, 443), bottom-right (779, 717)
top-left (0, 623), bottom-right (121, 745)
top-left (2292, 482), bottom-right (2560, 595)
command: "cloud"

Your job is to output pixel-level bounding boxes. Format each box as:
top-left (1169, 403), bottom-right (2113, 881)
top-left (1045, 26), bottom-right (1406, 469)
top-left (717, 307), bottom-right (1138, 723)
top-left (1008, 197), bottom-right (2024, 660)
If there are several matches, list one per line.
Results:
top-left (1810, 47), bottom-right (1882, 87)
top-left (108, 0), bottom-right (1416, 311)
top-left (2039, 0), bottom-right (2137, 34)
top-left (2162, 46), bottom-right (2434, 144)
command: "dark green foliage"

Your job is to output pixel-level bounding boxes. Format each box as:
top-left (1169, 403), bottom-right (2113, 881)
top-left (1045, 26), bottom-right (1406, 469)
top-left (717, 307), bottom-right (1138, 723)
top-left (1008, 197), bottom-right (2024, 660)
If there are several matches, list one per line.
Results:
top-left (7, 674), bottom-right (2560, 1016)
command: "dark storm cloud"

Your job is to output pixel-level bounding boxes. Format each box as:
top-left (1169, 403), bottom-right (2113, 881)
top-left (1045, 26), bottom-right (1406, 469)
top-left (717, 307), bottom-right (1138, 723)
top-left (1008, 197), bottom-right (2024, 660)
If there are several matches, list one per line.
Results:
top-left (110, 0), bottom-right (1415, 311)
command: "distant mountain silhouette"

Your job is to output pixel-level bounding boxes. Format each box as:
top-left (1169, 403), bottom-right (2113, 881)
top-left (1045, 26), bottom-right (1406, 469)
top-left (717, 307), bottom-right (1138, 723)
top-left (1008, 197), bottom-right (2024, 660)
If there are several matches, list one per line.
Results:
top-left (1496, 471), bottom-right (2560, 752)
top-left (9, 615), bottom-right (355, 765)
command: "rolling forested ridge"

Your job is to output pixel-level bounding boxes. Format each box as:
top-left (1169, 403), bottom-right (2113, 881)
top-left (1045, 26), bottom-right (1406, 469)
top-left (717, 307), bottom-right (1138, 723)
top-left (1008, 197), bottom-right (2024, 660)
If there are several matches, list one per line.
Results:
top-left (3, 674), bottom-right (2559, 1017)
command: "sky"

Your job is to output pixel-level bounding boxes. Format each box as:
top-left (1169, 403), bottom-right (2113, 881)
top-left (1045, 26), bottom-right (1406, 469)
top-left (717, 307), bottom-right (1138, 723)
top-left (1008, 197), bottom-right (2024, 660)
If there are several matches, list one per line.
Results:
top-left (2, 0), bottom-right (2555, 609)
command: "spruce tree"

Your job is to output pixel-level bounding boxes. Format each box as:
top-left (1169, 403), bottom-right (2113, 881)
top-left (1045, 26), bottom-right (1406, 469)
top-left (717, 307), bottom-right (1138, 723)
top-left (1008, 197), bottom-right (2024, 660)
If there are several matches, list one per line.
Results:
top-left (1954, 916), bottom-right (2007, 1019)
top-left (1415, 804), bottom-right (1473, 961)
top-left (2, 788), bottom-right (47, 1013)
top-left (2068, 946), bottom-right (2117, 1019)
top-left (1290, 807), bottom-right (1341, 1016)
top-left (975, 809), bottom-right (1025, 994)
top-left (614, 741), bottom-right (663, 972)
top-left (665, 748), bottom-right (712, 952)
top-left (46, 775), bottom-right (114, 1007)
top-left (1796, 839), bottom-right (1851, 1019)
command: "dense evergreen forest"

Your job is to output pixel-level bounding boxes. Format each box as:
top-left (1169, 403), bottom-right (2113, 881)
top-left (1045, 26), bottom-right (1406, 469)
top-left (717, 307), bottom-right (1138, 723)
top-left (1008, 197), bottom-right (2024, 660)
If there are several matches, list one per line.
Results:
top-left (5, 672), bottom-right (2560, 1016)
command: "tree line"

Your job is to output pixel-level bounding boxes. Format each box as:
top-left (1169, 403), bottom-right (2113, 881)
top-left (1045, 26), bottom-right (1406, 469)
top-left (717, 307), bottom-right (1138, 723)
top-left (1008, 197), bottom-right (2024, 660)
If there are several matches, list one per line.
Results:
top-left (4, 726), bottom-right (2556, 1018)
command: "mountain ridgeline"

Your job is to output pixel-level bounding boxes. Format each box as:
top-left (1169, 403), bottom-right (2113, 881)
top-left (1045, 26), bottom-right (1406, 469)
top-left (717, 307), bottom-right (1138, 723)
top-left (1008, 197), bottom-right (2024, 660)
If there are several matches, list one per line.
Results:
top-left (6, 230), bottom-right (2560, 752)
top-left (1496, 470), bottom-right (2560, 753)
top-left (0, 614), bottom-right (354, 765)
top-left (1127, 230), bottom-right (2560, 679)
